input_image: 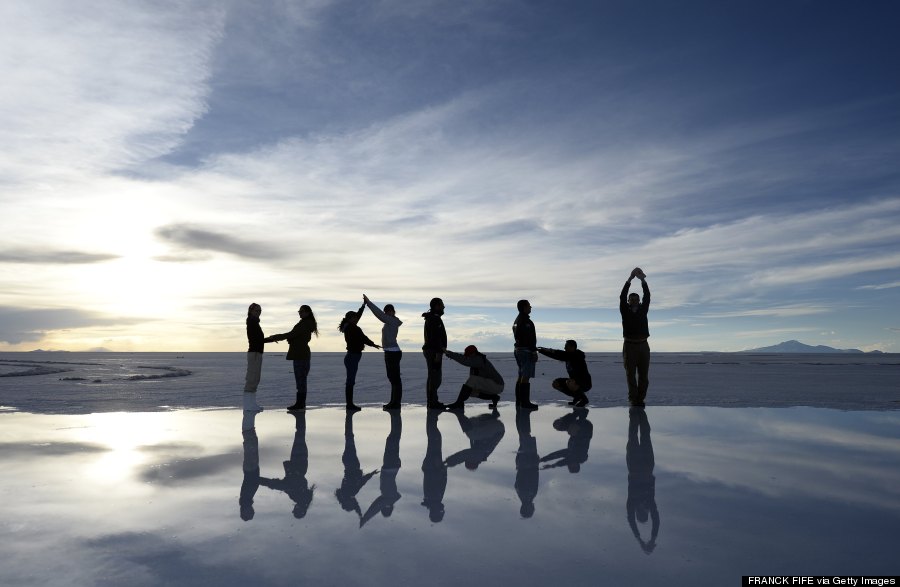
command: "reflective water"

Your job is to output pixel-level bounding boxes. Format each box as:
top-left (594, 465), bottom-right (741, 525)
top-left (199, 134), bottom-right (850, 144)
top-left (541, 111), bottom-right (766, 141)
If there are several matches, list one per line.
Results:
top-left (1, 405), bottom-right (898, 586)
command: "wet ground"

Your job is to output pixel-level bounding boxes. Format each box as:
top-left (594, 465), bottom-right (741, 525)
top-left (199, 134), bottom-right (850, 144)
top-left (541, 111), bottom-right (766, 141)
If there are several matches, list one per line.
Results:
top-left (1, 404), bottom-right (898, 586)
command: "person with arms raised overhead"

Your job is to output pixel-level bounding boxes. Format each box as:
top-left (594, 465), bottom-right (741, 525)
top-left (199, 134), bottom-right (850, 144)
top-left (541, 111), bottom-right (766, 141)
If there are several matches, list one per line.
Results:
top-left (620, 268), bottom-right (651, 407)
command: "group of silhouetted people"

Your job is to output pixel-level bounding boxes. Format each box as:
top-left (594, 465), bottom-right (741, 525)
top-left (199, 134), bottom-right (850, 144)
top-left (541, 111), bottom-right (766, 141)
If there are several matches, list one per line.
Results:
top-left (242, 268), bottom-right (652, 413)
top-left (239, 404), bottom-right (658, 553)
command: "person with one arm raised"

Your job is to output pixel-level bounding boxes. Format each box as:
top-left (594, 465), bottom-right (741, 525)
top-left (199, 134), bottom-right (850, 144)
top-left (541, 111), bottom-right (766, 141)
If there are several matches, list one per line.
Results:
top-left (363, 294), bottom-right (404, 410)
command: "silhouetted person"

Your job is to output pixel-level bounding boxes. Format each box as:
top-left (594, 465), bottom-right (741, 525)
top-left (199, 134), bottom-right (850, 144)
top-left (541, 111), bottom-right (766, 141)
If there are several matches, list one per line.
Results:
top-left (361, 410), bottom-right (403, 527)
top-left (335, 411), bottom-right (377, 520)
top-left (338, 302), bottom-right (380, 411)
top-left (515, 409), bottom-right (539, 519)
top-left (443, 345), bottom-right (504, 410)
top-left (421, 297), bottom-right (447, 410)
top-left (266, 305), bottom-right (319, 411)
top-left (541, 410), bottom-right (593, 473)
top-left (364, 294), bottom-right (404, 410)
top-left (243, 303), bottom-right (266, 412)
top-left (445, 410), bottom-right (505, 470)
top-left (239, 412), bottom-right (260, 521)
top-left (513, 299), bottom-right (538, 410)
top-left (537, 340), bottom-right (592, 407)
top-left (421, 409), bottom-right (447, 523)
top-left (260, 411), bottom-right (315, 518)
top-left (627, 407), bottom-right (659, 554)
top-left (620, 268), bottom-right (650, 407)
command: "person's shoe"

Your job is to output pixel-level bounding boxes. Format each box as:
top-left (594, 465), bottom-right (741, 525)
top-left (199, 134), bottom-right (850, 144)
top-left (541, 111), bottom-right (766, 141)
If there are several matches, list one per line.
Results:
top-left (346, 404), bottom-right (361, 412)
top-left (286, 402), bottom-right (306, 411)
top-left (574, 397), bottom-right (589, 408)
top-left (382, 402), bottom-right (400, 410)
top-left (446, 401), bottom-right (465, 411)
top-left (488, 395), bottom-right (499, 409)
top-left (427, 401), bottom-right (446, 411)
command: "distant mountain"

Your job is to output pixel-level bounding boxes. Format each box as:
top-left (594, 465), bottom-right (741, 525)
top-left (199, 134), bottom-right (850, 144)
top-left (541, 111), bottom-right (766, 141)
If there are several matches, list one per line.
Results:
top-left (742, 340), bottom-right (869, 353)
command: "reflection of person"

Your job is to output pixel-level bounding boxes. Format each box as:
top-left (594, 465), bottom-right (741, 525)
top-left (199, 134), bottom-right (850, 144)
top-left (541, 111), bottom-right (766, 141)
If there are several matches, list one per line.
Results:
top-left (421, 298), bottom-right (447, 410)
top-left (445, 410), bottom-right (505, 470)
top-left (627, 407), bottom-right (659, 554)
top-left (243, 303), bottom-right (265, 412)
top-left (421, 410), bottom-right (447, 522)
top-left (361, 410), bottom-right (403, 527)
top-left (443, 345), bottom-right (504, 410)
top-left (541, 410), bottom-right (593, 473)
top-left (513, 299), bottom-right (538, 410)
top-left (515, 409), bottom-right (539, 519)
top-left (335, 411), bottom-right (377, 519)
top-left (266, 305), bottom-right (319, 411)
top-left (239, 413), bottom-right (260, 521)
top-left (260, 411), bottom-right (315, 518)
top-left (537, 340), bottom-right (592, 407)
top-left (620, 268), bottom-right (651, 407)
top-left (338, 303), bottom-right (380, 411)
top-left (364, 294), bottom-right (404, 410)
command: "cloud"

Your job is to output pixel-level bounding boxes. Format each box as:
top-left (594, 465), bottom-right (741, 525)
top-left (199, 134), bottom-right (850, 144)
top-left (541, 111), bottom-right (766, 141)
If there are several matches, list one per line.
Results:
top-left (0, 249), bottom-right (118, 264)
top-left (0, 307), bottom-right (144, 345)
top-left (857, 281), bottom-right (900, 291)
top-left (154, 223), bottom-right (285, 261)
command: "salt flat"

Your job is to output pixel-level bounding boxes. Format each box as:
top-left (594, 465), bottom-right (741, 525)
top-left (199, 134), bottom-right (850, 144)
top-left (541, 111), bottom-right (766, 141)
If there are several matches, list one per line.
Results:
top-left (0, 404), bottom-right (898, 586)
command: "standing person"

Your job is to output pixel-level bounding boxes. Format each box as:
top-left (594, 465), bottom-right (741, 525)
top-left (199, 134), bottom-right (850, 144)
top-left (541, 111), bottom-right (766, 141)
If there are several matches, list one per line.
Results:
top-left (537, 340), bottom-right (592, 407)
top-left (363, 294), bottom-right (404, 410)
top-left (338, 303), bottom-right (380, 411)
top-left (443, 345), bottom-right (504, 410)
top-left (244, 303), bottom-right (266, 412)
top-left (512, 299), bottom-right (538, 410)
top-left (421, 297), bottom-right (447, 410)
top-left (265, 305), bottom-right (319, 411)
top-left (620, 268), bottom-right (651, 407)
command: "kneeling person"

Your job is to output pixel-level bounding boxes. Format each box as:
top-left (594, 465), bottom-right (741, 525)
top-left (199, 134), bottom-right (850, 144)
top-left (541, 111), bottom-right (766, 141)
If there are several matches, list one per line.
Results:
top-left (443, 345), bottom-right (505, 410)
top-left (537, 340), bottom-right (592, 407)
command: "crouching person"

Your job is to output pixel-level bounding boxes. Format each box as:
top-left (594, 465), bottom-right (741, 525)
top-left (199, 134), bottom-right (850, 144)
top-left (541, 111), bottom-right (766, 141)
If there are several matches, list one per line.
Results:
top-left (443, 345), bottom-right (505, 410)
top-left (537, 340), bottom-right (592, 407)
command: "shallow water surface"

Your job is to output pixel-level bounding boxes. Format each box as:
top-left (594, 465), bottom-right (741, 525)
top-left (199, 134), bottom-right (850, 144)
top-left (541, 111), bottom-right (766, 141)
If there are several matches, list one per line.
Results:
top-left (0, 405), bottom-right (898, 586)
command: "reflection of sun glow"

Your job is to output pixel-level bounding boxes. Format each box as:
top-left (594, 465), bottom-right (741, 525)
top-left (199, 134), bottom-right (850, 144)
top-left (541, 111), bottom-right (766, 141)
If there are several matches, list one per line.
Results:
top-left (76, 412), bottom-right (172, 483)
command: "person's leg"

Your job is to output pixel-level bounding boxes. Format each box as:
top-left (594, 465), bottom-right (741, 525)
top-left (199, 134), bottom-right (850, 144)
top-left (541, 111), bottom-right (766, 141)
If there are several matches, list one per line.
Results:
top-left (288, 359), bottom-right (310, 410)
top-left (636, 341), bottom-right (650, 405)
top-left (384, 351), bottom-right (402, 409)
top-left (515, 349), bottom-right (538, 410)
top-left (344, 353), bottom-right (362, 410)
top-left (447, 384), bottom-right (473, 410)
top-left (623, 343), bottom-right (639, 405)
top-left (244, 352), bottom-right (264, 411)
top-left (423, 350), bottom-right (444, 408)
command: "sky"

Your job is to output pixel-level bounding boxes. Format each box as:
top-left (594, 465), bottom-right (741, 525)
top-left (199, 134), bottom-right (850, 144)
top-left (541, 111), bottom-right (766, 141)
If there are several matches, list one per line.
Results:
top-left (1, 0), bottom-right (899, 353)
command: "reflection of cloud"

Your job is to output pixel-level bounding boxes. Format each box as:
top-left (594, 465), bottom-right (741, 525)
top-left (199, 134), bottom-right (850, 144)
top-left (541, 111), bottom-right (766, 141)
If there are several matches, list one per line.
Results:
top-left (138, 452), bottom-right (238, 486)
top-left (0, 249), bottom-right (118, 264)
top-left (154, 223), bottom-right (285, 261)
top-left (0, 441), bottom-right (109, 457)
top-left (0, 306), bottom-right (144, 345)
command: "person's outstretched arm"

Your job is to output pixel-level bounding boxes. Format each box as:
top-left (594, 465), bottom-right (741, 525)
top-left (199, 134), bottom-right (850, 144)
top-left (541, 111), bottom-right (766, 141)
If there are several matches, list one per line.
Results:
top-left (363, 295), bottom-right (388, 324)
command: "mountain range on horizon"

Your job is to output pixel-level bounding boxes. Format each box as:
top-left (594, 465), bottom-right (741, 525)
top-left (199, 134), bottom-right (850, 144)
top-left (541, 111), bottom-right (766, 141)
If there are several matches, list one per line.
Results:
top-left (741, 340), bottom-right (882, 354)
